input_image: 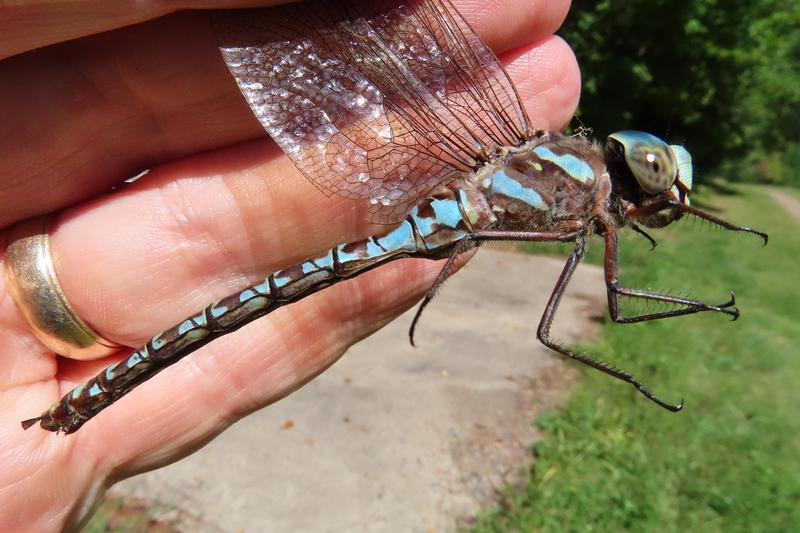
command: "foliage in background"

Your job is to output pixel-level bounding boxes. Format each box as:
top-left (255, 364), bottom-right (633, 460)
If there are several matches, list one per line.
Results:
top-left (559, 0), bottom-right (800, 185)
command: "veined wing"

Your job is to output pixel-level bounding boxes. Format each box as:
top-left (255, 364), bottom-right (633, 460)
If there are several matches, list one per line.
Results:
top-left (214, 0), bottom-right (531, 223)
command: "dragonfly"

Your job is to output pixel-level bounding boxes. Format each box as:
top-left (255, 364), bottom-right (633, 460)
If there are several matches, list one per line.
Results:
top-left (22, 0), bottom-right (766, 434)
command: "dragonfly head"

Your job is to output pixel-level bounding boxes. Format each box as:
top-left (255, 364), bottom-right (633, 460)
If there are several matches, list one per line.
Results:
top-left (605, 130), bottom-right (693, 228)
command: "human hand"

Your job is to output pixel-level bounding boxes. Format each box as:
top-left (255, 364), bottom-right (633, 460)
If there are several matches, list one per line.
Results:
top-left (0, 1), bottom-right (578, 529)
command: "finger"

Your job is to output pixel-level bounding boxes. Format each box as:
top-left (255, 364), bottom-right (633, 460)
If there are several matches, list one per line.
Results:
top-left (0, 0), bottom-right (572, 227)
top-left (505, 36), bottom-right (581, 131)
top-left (458, 0), bottom-right (571, 53)
top-left (0, 0), bottom-right (569, 60)
top-left (0, 1), bottom-right (287, 60)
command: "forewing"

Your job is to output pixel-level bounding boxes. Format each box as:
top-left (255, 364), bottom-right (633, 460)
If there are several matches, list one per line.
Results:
top-left (214, 0), bottom-right (531, 223)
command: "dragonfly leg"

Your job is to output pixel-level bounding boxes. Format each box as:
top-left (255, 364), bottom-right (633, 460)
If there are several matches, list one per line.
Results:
top-left (409, 226), bottom-right (585, 346)
top-left (537, 235), bottom-right (684, 412)
top-left (409, 238), bottom-right (474, 346)
top-left (629, 223), bottom-right (658, 250)
top-left (603, 224), bottom-right (739, 323)
top-left (627, 199), bottom-right (768, 245)
top-left (466, 227), bottom-right (583, 242)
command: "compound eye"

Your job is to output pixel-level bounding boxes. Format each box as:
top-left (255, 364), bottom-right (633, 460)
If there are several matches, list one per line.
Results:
top-left (628, 143), bottom-right (677, 194)
top-left (607, 131), bottom-right (678, 195)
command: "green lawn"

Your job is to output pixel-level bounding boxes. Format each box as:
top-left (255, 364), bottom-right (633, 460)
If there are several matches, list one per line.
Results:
top-left (474, 185), bottom-right (799, 532)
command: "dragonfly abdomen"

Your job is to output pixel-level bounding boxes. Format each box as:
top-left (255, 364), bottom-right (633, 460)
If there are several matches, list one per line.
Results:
top-left (26, 187), bottom-right (493, 433)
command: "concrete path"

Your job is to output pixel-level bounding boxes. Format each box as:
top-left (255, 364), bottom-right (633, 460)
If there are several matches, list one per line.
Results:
top-left (768, 188), bottom-right (800, 223)
top-left (112, 249), bottom-right (605, 532)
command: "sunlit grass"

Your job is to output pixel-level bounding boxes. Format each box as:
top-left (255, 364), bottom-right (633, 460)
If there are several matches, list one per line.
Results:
top-left (84, 495), bottom-right (178, 532)
top-left (474, 185), bottom-right (799, 532)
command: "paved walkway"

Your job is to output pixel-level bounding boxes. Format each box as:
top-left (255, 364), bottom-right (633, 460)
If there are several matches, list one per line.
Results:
top-left (113, 249), bottom-right (605, 532)
top-left (768, 188), bottom-right (800, 223)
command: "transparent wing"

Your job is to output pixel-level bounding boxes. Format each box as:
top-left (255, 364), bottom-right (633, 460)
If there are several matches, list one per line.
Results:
top-left (214, 0), bottom-right (531, 223)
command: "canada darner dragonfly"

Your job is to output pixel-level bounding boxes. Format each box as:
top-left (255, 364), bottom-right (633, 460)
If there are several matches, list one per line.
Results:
top-left (23, 0), bottom-right (766, 434)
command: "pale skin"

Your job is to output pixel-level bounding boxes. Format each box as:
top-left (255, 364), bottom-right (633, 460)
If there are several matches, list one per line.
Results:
top-left (0, 1), bottom-right (579, 530)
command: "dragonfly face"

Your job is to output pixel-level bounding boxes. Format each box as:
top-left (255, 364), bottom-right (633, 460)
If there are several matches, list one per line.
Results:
top-left (605, 130), bottom-right (694, 228)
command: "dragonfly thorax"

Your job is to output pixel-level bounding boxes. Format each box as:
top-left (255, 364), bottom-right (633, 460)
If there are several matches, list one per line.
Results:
top-left (474, 133), bottom-right (607, 231)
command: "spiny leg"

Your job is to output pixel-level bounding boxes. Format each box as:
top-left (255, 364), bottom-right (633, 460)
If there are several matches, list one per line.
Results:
top-left (408, 227), bottom-right (584, 346)
top-left (409, 238), bottom-right (473, 346)
top-left (537, 236), bottom-right (683, 412)
top-left (467, 228), bottom-right (583, 243)
top-left (610, 287), bottom-right (738, 324)
top-left (603, 224), bottom-right (739, 323)
top-left (627, 200), bottom-right (768, 245)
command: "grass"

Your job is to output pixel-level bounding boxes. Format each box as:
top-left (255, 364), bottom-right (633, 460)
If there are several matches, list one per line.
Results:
top-left (84, 495), bottom-right (179, 532)
top-left (473, 185), bottom-right (800, 532)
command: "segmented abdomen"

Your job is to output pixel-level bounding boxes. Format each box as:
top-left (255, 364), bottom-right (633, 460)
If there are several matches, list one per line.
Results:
top-left (28, 187), bottom-right (492, 433)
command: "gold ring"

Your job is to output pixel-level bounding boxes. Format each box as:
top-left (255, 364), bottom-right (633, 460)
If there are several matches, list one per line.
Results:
top-left (4, 215), bottom-right (120, 359)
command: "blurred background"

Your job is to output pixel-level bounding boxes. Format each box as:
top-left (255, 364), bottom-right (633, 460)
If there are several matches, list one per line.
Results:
top-left (562, 0), bottom-right (800, 187)
top-left (87, 1), bottom-right (799, 531)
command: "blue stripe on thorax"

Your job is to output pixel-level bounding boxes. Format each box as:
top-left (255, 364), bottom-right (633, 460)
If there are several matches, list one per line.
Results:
top-left (489, 169), bottom-right (548, 210)
top-left (533, 146), bottom-right (595, 183)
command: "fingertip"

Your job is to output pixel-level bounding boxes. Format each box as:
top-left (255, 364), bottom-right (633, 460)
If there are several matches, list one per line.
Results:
top-left (455, 0), bottom-right (572, 54)
top-left (502, 35), bottom-right (581, 131)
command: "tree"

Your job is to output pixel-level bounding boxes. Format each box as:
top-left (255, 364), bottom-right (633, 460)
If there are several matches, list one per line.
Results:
top-left (560, 0), bottom-right (800, 183)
